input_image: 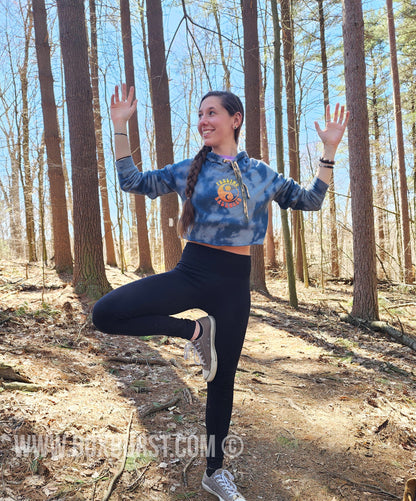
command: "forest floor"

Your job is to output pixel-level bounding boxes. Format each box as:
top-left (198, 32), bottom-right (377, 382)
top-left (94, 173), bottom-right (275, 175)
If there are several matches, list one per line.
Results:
top-left (1, 260), bottom-right (416, 501)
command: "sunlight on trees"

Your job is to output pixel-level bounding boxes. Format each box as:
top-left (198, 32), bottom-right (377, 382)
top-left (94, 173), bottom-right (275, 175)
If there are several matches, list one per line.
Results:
top-left (0, 0), bottom-right (415, 309)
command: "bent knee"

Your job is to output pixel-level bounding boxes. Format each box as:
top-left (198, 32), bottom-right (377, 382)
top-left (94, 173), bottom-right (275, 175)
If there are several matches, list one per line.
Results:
top-left (92, 297), bottom-right (116, 333)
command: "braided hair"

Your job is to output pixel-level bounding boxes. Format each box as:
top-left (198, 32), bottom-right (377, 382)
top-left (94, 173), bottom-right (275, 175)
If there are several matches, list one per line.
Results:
top-left (177, 91), bottom-right (244, 238)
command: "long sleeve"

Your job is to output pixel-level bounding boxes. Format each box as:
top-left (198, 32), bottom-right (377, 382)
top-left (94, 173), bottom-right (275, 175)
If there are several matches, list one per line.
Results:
top-left (116, 156), bottom-right (188, 199)
top-left (273, 175), bottom-right (328, 211)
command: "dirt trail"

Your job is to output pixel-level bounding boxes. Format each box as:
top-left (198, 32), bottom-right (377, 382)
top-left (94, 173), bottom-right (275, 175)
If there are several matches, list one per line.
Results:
top-left (1, 261), bottom-right (415, 500)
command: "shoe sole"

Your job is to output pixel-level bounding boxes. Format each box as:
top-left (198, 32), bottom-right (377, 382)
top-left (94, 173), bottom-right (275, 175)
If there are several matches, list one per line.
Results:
top-left (202, 478), bottom-right (226, 500)
top-left (204, 315), bottom-right (217, 383)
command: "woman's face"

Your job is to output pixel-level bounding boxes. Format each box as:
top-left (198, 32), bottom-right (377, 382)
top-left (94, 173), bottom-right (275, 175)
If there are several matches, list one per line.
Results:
top-left (197, 96), bottom-right (241, 153)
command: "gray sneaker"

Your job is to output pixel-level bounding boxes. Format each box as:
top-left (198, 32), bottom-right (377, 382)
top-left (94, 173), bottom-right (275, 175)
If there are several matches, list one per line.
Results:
top-left (184, 315), bottom-right (217, 382)
top-left (202, 468), bottom-right (246, 501)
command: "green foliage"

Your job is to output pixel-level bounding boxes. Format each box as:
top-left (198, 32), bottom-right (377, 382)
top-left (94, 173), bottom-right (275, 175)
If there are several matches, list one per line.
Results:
top-left (14, 301), bottom-right (60, 320)
top-left (124, 451), bottom-right (157, 471)
top-left (275, 434), bottom-right (299, 450)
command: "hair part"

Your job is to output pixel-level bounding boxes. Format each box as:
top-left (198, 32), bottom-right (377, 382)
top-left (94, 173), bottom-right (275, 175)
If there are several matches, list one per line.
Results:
top-left (177, 91), bottom-right (245, 238)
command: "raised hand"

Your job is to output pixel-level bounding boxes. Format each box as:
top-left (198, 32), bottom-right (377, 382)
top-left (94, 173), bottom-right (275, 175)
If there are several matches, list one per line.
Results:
top-left (111, 83), bottom-right (137, 127)
top-left (314, 103), bottom-right (349, 159)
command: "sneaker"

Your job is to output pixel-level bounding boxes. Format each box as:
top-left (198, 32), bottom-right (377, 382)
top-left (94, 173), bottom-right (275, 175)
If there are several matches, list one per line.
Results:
top-left (202, 468), bottom-right (246, 501)
top-left (184, 315), bottom-right (217, 382)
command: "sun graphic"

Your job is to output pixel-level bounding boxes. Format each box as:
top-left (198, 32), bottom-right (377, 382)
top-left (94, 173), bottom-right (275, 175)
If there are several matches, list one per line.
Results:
top-left (215, 179), bottom-right (241, 208)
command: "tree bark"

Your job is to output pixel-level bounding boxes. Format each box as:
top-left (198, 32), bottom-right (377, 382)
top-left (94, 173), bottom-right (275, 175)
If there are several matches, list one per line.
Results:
top-left (32, 0), bottom-right (73, 273)
top-left (20, 6), bottom-right (37, 262)
top-left (260, 69), bottom-right (276, 269)
top-left (342, 0), bottom-right (379, 320)
top-left (56, 0), bottom-right (111, 298)
top-left (386, 0), bottom-right (414, 284)
top-left (281, 0), bottom-right (303, 281)
top-left (212, 1), bottom-right (231, 91)
top-left (369, 49), bottom-right (387, 271)
top-left (146, 0), bottom-right (182, 271)
top-left (241, 0), bottom-right (267, 292)
top-left (317, 0), bottom-right (339, 278)
top-left (120, 0), bottom-right (154, 274)
top-left (89, 0), bottom-right (117, 268)
top-left (271, 0), bottom-right (298, 307)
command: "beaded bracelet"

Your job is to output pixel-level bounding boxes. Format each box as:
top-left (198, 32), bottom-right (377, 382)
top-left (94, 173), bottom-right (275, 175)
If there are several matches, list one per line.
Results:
top-left (319, 157), bottom-right (335, 168)
top-left (319, 157), bottom-right (335, 165)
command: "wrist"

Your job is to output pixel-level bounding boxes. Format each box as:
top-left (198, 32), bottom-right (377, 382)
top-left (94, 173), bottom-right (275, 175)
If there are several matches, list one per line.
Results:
top-left (113, 121), bottom-right (128, 134)
top-left (322, 145), bottom-right (337, 161)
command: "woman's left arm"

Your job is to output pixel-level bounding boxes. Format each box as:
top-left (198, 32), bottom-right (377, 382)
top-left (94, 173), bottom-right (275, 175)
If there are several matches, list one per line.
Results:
top-left (314, 103), bottom-right (350, 185)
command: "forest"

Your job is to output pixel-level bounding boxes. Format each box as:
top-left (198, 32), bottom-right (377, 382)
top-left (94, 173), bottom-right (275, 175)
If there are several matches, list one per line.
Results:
top-left (0, 0), bottom-right (416, 500)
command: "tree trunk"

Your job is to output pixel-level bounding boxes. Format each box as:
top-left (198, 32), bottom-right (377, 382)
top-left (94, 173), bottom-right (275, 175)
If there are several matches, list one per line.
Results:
top-left (386, 0), bottom-right (414, 283)
top-left (11, 151), bottom-right (24, 258)
top-left (342, 0), bottom-right (379, 320)
top-left (120, 0), bottom-right (154, 274)
top-left (281, 0), bottom-right (303, 281)
top-left (146, 0), bottom-right (182, 271)
top-left (412, 91), bottom-right (416, 240)
top-left (56, 0), bottom-right (111, 298)
top-left (89, 0), bottom-right (117, 268)
top-left (20, 7), bottom-right (37, 262)
top-left (37, 138), bottom-right (48, 263)
top-left (241, 0), bottom-right (267, 292)
top-left (212, 1), bottom-right (231, 91)
top-left (260, 70), bottom-right (276, 269)
top-left (369, 49), bottom-right (387, 270)
top-left (317, 0), bottom-right (339, 278)
top-left (271, 0), bottom-right (297, 307)
top-left (32, 0), bottom-right (73, 273)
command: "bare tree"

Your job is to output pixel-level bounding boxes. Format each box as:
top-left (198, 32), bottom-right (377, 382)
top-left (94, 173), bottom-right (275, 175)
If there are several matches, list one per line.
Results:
top-left (89, 0), bottom-right (117, 267)
top-left (32, 0), bottom-right (73, 273)
top-left (241, 0), bottom-right (267, 292)
top-left (281, 0), bottom-right (304, 282)
top-left (271, 0), bottom-right (298, 308)
top-left (146, 0), bottom-right (182, 270)
top-left (317, 0), bottom-right (339, 278)
top-left (19, 2), bottom-right (37, 261)
top-left (120, 0), bottom-right (154, 274)
top-left (386, 0), bottom-right (414, 284)
top-left (56, 0), bottom-right (110, 297)
top-left (342, 0), bottom-right (379, 320)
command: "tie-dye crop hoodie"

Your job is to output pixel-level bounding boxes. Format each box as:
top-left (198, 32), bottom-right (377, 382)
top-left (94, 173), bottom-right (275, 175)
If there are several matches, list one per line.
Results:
top-left (116, 150), bottom-right (328, 246)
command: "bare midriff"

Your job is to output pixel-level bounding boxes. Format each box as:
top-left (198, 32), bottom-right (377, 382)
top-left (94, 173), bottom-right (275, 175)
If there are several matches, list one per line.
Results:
top-left (191, 241), bottom-right (251, 256)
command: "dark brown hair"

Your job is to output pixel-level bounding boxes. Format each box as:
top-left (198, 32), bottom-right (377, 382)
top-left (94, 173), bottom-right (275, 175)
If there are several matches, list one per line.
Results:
top-left (177, 91), bottom-right (244, 238)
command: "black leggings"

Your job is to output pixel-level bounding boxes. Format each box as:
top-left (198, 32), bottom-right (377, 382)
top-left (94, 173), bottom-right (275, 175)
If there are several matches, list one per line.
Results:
top-left (92, 242), bottom-right (251, 470)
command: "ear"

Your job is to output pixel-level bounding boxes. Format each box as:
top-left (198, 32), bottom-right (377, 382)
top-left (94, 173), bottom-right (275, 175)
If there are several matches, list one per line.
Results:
top-left (233, 112), bottom-right (242, 129)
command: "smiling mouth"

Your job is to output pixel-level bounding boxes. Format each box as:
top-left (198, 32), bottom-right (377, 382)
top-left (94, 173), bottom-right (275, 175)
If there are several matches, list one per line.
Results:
top-left (202, 130), bottom-right (214, 137)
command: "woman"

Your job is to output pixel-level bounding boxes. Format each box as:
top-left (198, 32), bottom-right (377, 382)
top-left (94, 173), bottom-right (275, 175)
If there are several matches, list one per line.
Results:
top-left (93, 84), bottom-right (349, 501)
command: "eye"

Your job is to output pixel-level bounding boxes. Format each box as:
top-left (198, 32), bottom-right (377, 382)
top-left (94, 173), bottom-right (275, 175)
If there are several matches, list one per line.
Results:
top-left (209, 110), bottom-right (215, 116)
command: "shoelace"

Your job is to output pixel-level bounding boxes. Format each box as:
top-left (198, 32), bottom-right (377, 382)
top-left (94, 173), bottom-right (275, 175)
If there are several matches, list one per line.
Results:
top-left (184, 341), bottom-right (205, 366)
top-left (214, 470), bottom-right (240, 498)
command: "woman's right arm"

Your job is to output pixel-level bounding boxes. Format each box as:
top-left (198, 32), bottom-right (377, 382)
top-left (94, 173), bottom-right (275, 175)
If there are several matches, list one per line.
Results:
top-left (111, 84), bottom-right (137, 160)
top-left (112, 84), bottom-right (186, 198)
top-left (117, 156), bottom-right (179, 199)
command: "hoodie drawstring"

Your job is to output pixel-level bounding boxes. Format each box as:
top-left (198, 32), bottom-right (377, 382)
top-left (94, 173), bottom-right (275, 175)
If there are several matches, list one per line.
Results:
top-left (223, 159), bottom-right (250, 222)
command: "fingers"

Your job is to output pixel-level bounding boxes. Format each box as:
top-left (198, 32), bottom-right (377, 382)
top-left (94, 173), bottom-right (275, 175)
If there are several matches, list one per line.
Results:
top-left (344, 110), bottom-right (350, 127)
top-left (338, 105), bottom-right (344, 124)
top-left (314, 121), bottom-right (322, 134)
top-left (332, 103), bottom-right (340, 123)
top-left (326, 103), bottom-right (349, 126)
top-left (127, 85), bottom-right (135, 104)
top-left (325, 104), bottom-right (331, 123)
top-left (111, 84), bottom-right (136, 108)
